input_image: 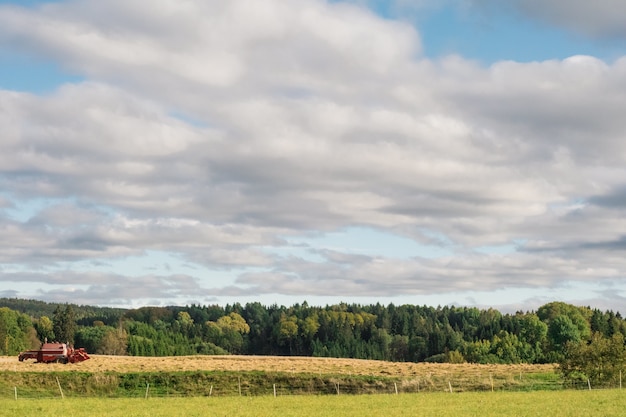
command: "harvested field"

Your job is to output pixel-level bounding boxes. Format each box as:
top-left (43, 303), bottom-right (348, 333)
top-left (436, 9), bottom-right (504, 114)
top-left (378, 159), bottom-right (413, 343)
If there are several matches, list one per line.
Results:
top-left (1, 354), bottom-right (554, 378)
top-left (1, 356), bottom-right (561, 396)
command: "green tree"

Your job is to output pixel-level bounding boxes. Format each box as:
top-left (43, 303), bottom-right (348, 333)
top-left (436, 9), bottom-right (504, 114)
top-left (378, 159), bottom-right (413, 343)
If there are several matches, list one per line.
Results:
top-left (0, 307), bottom-right (37, 355)
top-left (518, 314), bottom-right (548, 363)
top-left (75, 325), bottom-right (109, 353)
top-left (560, 332), bottom-right (626, 387)
top-left (204, 321), bottom-right (223, 344)
top-left (446, 350), bottom-right (466, 363)
top-left (243, 302), bottom-right (271, 354)
top-left (0, 308), bottom-right (15, 354)
top-left (53, 305), bottom-right (77, 344)
top-left (548, 315), bottom-right (582, 360)
top-left (538, 302), bottom-right (591, 340)
top-left (34, 316), bottom-right (55, 342)
top-left (277, 314), bottom-right (299, 353)
top-left (462, 339), bottom-right (496, 364)
top-left (371, 328), bottom-right (392, 360)
top-left (216, 312), bottom-right (250, 334)
top-left (301, 314), bottom-right (320, 342)
top-left (207, 312), bottom-right (250, 353)
top-left (490, 331), bottom-right (525, 363)
top-left (177, 311), bottom-right (194, 326)
top-left (408, 335), bottom-right (429, 362)
top-left (99, 326), bottom-right (128, 355)
top-left (389, 335), bottom-right (409, 361)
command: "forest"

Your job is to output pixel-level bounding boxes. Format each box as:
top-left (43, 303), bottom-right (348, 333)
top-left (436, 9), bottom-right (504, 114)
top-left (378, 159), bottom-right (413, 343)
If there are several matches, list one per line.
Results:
top-left (1, 298), bottom-right (625, 384)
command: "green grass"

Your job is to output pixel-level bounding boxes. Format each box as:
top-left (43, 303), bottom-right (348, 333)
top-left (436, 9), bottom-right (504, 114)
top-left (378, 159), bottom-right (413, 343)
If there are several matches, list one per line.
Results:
top-left (0, 368), bottom-right (565, 399)
top-left (2, 390), bottom-right (625, 417)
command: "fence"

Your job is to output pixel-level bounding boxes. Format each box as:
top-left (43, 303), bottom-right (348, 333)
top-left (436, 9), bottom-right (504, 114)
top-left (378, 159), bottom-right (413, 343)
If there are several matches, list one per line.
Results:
top-left (2, 369), bottom-right (605, 400)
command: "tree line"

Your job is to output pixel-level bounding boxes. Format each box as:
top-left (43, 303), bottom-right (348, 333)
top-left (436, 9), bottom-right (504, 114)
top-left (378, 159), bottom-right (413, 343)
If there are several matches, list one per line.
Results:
top-left (1, 298), bottom-right (626, 385)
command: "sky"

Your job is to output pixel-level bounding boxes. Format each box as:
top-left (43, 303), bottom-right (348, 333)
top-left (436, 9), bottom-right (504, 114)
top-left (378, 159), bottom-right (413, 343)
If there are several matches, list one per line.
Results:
top-left (1, 0), bottom-right (626, 312)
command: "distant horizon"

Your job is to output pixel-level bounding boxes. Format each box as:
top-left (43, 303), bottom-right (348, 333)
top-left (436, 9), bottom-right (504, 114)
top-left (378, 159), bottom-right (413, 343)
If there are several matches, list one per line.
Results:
top-left (2, 296), bottom-right (623, 317)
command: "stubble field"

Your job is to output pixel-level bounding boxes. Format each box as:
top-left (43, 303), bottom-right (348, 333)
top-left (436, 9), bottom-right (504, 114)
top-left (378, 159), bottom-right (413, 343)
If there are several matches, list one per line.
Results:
top-left (1, 354), bottom-right (560, 395)
top-left (0, 354), bottom-right (554, 377)
top-left (2, 355), bottom-right (614, 416)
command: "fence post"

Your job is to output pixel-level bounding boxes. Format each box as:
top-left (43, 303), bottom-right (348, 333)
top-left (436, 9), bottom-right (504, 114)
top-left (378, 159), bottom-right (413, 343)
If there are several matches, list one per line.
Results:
top-left (490, 374), bottom-right (494, 392)
top-left (238, 376), bottom-right (242, 396)
top-left (448, 381), bottom-right (453, 393)
top-left (587, 379), bottom-right (591, 391)
top-left (14, 387), bottom-right (17, 401)
top-left (394, 382), bottom-right (398, 395)
top-left (209, 385), bottom-right (213, 397)
top-left (145, 383), bottom-right (150, 399)
top-left (620, 370), bottom-right (622, 389)
top-left (273, 384), bottom-right (277, 398)
top-left (56, 377), bottom-right (64, 399)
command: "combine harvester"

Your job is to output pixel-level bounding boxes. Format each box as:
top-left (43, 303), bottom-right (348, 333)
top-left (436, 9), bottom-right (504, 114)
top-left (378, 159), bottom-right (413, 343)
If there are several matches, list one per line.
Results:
top-left (18, 342), bottom-right (90, 364)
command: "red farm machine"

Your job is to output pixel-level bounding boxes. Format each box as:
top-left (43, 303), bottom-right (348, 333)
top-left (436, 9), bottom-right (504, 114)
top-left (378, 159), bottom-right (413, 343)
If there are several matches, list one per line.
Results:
top-left (18, 342), bottom-right (90, 364)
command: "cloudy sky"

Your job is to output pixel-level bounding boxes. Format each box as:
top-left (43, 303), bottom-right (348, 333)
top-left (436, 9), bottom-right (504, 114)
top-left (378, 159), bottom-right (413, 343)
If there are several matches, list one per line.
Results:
top-left (1, 0), bottom-right (626, 312)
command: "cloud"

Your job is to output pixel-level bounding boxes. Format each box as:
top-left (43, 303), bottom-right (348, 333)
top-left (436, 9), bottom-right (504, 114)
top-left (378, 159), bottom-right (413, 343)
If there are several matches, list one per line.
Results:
top-left (0, 0), bottom-right (625, 308)
top-left (0, 270), bottom-right (207, 306)
top-left (590, 187), bottom-right (626, 209)
top-left (0, 0), bottom-right (421, 103)
top-left (471, 0), bottom-right (626, 39)
top-left (228, 249), bottom-right (625, 298)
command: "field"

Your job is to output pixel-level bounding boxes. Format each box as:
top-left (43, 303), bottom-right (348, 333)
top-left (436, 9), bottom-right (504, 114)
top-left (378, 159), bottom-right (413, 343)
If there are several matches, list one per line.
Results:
top-left (0, 355), bottom-right (562, 396)
top-left (0, 354), bottom-right (555, 377)
top-left (1, 355), bottom-right (613, 416)
top-left (2, 390), bottom-right (625, 417)
top-left (1, 354), bottom-right (560, 396)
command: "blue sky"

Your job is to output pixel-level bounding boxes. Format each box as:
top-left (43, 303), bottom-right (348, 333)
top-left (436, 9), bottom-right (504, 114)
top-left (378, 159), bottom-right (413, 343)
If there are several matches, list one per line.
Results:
top-left (0, 49), bottom-right (82, 93)
top-left (361, 0), bottom-right (624, 63)
top-left (1, 0), bottom-right (626, 312)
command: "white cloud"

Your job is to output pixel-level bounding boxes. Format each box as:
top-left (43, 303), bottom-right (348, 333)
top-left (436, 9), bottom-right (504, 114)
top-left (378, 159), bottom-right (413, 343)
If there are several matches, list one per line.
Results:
top-left (0, 0), bottom-right (626, 309)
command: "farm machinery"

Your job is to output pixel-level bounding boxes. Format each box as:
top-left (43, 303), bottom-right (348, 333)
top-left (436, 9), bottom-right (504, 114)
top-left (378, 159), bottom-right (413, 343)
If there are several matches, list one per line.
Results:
top-left (18, 342), bottom-right (90, 364)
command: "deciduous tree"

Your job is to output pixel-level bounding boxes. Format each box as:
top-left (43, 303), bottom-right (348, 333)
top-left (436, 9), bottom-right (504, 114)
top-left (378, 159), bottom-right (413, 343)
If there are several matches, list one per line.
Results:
top-left (560, 332), bottom-right (626, 387)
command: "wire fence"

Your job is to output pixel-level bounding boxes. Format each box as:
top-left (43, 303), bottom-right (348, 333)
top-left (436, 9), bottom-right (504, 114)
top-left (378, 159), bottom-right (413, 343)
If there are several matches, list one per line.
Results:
top-left (2, 370), bottom-right (619, 400)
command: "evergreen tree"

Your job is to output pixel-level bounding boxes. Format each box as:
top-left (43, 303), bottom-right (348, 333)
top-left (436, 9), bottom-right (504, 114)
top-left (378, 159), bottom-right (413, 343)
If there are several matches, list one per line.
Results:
top-left (52, 305), bottom-right (77, 344)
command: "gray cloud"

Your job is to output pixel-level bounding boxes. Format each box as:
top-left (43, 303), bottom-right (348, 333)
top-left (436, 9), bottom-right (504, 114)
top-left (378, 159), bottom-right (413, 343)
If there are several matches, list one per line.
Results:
top-left (0, 0), bottom-right (625, 309)
top-left (590, 187), bottom-right (626, 209)
top-left (225, 249), bottom-right (624, 298)
top-left (513, 0), bottom-right (626, 39)
top-left (1, 270), bottom-right (207, 306)
top-left (470, 0), bottom-right (626, 39)
top-left (0, 290), bottom-right (19, 298)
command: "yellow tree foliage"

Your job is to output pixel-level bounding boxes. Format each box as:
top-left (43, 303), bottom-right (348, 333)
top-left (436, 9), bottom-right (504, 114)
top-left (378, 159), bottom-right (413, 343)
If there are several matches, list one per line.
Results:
top-left (216, 312), bottom-right (250, 334)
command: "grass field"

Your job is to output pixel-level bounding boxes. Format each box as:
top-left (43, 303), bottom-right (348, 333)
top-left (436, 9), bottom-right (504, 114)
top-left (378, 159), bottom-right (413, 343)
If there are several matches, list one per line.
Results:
top-left (1, 355), bottom-right (562, 396)
top-left (2, 390), bottom-right (625, 417)
top-left (0, 355), bottom-right (611, 416)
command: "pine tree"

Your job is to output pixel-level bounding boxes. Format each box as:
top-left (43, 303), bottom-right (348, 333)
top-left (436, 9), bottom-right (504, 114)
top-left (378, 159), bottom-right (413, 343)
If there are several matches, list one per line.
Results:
top-left (52, 305), bottom-right (76, 344)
